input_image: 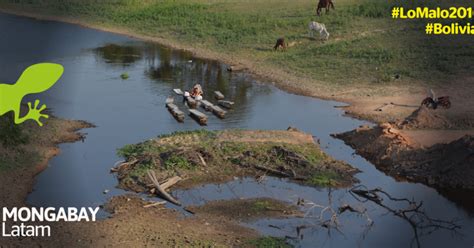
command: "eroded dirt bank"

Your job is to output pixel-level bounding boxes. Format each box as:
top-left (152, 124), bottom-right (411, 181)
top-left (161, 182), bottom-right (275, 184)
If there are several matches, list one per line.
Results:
top-left (334, 107), bottom-right (474, 190)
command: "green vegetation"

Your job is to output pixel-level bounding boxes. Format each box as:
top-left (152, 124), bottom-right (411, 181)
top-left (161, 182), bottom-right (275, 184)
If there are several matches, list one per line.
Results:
top-left (0, 113), bottom-right (34, 171)
top-left (252, 199), bottom-right (275, 212)
top-left (0, 115), bottom-right (85, 172)
top-left (115, 130), bottom-right (355, 192)
top-left (246, 237), bottom-right (292, 248)
top-left (158, 129), bottom-right (216, 139)
top-left (0, 112), bottom-right (28, 147)
top-left (120, 72), bottom-right (129, 79)
top-left (163, 154), bottom-right (195, 170)
top-left (127, 161), bottom-right (155, 178)
top-left (307, 171), bottom-right (340, 187)
top-left (1, 0), bottom-right (471, 89)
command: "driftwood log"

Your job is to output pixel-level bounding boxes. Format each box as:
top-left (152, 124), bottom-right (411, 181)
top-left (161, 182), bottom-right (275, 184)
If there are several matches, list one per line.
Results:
top-left (199, 99), bottom-right (226, 118)
top-left (199, 99), bottom-right (214, 111)
top-left (185, 97), bottom-right (198, 108)
top-left (110, 158), bottom-right (138, 173)
top-left (218, 100), bottom-right (234, 109)
top-left (173, 89), bottom-right (183, 95)
top-left (214, 91), bottom-right (225, 100)
top-left (189, 109), bottom-right (208, 125)
top-left (166, 103), bottom-right (185, 122)
top-left (160, 176), bottom-right (182, 190)
top-left (143, 201), bottom-right (167, 208)
top-left (210, 105), bottom-right (226, 118)
top-left (147, 170), bottom-right (181, 206)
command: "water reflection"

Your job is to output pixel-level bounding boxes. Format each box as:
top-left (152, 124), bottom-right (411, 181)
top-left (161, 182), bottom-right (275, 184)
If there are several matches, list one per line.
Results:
top-left (93, 43), bottom-right (142, 66)
top-left (93, 42), bottom-right (268, 123)
top-left (144, 46), bottom-right (177, 81)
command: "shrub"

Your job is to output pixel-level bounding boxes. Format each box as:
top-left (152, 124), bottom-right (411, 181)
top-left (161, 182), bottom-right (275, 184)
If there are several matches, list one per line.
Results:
top-left (0, 112), bottom-right (28, 148)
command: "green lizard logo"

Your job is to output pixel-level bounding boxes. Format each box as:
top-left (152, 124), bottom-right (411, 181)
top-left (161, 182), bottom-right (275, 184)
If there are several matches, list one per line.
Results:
top-left (0, 63), bottom-right (64, 126)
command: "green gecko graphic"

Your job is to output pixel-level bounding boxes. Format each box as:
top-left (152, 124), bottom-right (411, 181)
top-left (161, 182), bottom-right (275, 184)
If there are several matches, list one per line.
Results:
top-left (0, 63), bottom-right (64, 126)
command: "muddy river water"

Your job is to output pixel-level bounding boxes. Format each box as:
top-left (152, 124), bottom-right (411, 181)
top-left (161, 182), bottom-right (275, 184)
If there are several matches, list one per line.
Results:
top-left (0, 13), bottom-right (473, 247)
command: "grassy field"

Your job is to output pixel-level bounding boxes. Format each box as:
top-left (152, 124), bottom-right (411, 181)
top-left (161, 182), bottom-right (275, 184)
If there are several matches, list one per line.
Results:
top-left (0, 0), bottom-right (472, 89)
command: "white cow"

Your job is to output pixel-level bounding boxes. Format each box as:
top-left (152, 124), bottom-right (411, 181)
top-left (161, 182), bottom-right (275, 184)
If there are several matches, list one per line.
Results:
top-left (308, 21), bottom-right (329, 40)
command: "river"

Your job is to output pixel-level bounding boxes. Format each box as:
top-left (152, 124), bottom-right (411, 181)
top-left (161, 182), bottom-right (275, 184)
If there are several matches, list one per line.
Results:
top-left (0, 13), bottom-right (472, 247)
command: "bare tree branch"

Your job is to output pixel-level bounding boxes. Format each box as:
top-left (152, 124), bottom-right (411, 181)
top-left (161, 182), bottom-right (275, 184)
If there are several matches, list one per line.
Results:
top-left (350, 185), bottom-right (461, 248)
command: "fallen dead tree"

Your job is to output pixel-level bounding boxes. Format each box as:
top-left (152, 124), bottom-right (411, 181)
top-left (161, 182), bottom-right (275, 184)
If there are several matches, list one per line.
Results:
top-left (350, 185), bottom-right (461, 248)
top-left (110, 158), bottom-right (138, 173)
top-left (298, 189), bottom-right (372, 235)
top-left (147, 170), bottom-right (181, 206)
top-left (291, 185), bottom-right (460, 247)
top-left (159, 176), bottom-right (182, 191)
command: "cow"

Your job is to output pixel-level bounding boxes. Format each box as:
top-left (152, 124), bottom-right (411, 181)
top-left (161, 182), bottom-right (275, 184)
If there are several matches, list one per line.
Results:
top-left (317, 0), bottom-right (335, 16)
top-left (308, 21), bottom-right (329, 40)
top-left (274, 37), bottom-right (287, 51)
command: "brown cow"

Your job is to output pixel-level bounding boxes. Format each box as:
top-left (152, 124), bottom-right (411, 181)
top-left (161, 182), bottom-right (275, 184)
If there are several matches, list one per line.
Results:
top-left (317, 0), bottom-right (335, 16)
top-left (274, 37), bottom-right (287, 51)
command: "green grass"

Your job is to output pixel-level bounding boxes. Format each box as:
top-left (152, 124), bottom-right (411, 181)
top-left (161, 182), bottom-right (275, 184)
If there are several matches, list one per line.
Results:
top-left (0, 113), bottom-right (34, 171)
top-left (117, 143), bottom-right (147, 159)
top-left (252, 199), bottom-right (274, 212)
top-left (1, 0), bottom-right (472, 88)
top-left (307, 171), bottom-right (340, 187)
top-left (246, 237), bottom-right (292, 248)
top-left (158, 129), bottom-right (216, 139)
top-left (128, 160), bottom-right (155, 178)
top-left (163, 154), bottom-right (195, 170)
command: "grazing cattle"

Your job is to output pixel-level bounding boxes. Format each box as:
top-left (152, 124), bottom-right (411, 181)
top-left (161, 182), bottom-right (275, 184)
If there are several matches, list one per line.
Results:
top-left (308, 21), bottom-right (329, 40)
top-left (316, 0), bottom-right (335, 16)
top-left (274, 37), bottom-right (287, 51)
